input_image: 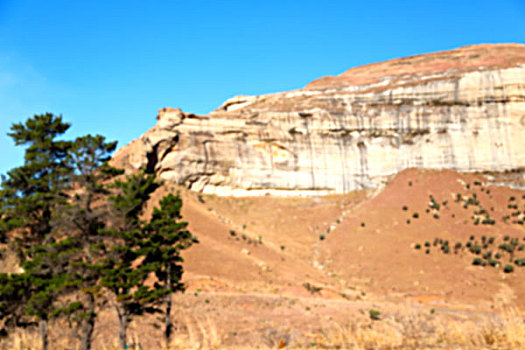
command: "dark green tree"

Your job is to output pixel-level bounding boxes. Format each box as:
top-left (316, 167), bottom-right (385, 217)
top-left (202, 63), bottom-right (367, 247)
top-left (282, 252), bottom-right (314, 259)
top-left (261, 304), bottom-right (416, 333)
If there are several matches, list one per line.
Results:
top-left (0, 113), bottom-right (72, 255)
top-left (101, 171), bottom-right (160, 350)
top-left (0, 114), bottom-right (196, 350)
top-left (55, 134), bottom-right (122, 350)
top-left (22, 238), bottom-right (76, 350)
top-left (142, 193), bottom-right (197, 347)
top-left (0, 113), bottom-right (73, 350)
top-left (0, 273), bottom-right (31, 337)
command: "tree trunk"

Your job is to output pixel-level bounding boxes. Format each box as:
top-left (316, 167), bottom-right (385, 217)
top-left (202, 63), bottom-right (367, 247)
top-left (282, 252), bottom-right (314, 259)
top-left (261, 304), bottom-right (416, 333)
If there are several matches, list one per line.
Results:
top-left (39, 319), bottom-right (48, 350)
top-left (164, 293), bottom-right (172, 345)
top-left (164, 265), bottom-right (172, 347)
top-left (117, 305), bottom-right (127, 350)
top-left (164, 292), bottom-right (172, 346)
top-left (80, 293), bottom-right (96, 350)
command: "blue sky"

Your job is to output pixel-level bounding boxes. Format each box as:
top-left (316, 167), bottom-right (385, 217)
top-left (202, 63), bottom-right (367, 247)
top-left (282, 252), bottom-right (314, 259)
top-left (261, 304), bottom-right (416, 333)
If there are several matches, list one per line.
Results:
top-left (1, 0), bottom-right (524, 175)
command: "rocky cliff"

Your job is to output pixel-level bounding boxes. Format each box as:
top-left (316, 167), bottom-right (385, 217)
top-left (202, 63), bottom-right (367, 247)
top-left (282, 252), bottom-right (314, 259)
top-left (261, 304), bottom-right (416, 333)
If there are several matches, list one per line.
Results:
top-left (114, 44), bottom-right (525, 196)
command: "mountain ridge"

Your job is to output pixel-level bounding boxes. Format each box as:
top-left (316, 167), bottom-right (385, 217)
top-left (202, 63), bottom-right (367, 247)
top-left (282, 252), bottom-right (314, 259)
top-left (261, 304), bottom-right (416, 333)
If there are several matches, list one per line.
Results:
top-left (113, 43), bottom-right (525, 196)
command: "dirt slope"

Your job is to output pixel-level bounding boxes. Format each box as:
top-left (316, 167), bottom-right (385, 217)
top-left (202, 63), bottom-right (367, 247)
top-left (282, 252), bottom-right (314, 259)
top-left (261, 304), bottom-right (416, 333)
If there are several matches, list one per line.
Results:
top-left (144, 168), bottom-right (525, 312)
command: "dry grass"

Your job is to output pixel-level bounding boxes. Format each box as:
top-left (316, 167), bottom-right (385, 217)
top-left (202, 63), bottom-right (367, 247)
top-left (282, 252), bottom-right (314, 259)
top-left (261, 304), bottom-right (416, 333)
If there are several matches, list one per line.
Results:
top-left (168, 315), bottom-right (222, 350)
top-left (304, 308), bottom-right (525, 350)
top-left (4, 308), bottom-right (523, 350)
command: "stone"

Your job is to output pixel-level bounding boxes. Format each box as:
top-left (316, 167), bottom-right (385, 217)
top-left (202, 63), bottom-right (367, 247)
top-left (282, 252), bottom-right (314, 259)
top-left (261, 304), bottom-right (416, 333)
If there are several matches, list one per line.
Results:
top-left (113, 44), bottom-right (525, 196)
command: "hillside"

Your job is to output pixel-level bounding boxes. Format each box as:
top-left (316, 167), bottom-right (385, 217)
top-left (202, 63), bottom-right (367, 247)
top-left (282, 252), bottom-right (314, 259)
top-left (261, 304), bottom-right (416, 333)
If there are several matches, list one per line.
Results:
top-left (89, 167), bottom-right (524, 349)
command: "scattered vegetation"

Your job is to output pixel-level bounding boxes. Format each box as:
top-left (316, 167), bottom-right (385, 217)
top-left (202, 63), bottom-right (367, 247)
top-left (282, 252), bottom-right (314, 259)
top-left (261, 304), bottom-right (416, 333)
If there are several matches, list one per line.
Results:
top-left (302, 283), bottom-right (322, 295)
top-left (415, 232), bottom-right (525, 273)
top-left (368, 309), bottom-right (381, 321)
top-left (408, 182), bottom-right (524, 274)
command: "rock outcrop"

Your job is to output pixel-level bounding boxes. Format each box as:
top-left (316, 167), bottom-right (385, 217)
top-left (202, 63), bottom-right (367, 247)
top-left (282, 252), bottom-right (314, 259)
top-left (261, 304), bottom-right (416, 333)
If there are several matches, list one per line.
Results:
top-left (113, 44), bottom-right (525, 196)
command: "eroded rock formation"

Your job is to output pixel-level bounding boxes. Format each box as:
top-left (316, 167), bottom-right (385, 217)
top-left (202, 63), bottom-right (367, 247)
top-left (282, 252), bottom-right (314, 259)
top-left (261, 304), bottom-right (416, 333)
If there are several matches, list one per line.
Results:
top-left (113, 44), bottom-right (525, 196)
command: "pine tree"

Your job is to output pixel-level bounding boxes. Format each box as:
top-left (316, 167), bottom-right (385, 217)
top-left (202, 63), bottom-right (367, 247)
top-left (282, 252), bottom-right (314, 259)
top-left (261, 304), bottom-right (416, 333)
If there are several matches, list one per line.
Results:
top-left (0, 114), bottom-right (197, 349)
top-left (0, 113), bottom-right (72, 257)
top-left (142, 193), bottom-right (197, 347)
top-left (22, 238), bottom-right (76, 350)
top-left (101, 171), bottom-right (160, 350)
top-left (56, 134), bottom-right (123, 350)
top-left (0, 113), bottom-right (72, 349)
top-left (0, 273), bottom-right (31, 337)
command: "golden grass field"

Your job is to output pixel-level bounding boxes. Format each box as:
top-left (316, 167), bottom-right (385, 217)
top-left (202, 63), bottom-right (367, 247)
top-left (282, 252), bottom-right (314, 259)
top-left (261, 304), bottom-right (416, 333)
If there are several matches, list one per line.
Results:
top-left (4, 304), bottom-right (525, 349)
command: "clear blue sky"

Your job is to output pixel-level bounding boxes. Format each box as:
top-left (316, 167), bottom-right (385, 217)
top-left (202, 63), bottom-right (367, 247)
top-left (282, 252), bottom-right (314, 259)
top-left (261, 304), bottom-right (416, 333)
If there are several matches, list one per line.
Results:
top-left (1, 0), bottom-right (524, 175)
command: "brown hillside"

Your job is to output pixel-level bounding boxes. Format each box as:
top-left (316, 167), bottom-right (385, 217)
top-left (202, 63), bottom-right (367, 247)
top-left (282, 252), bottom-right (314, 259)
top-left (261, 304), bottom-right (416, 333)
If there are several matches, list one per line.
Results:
top-left (306, 43), bottom-right (525, 90)
top-left (151, 168), bottom-right (525, 311)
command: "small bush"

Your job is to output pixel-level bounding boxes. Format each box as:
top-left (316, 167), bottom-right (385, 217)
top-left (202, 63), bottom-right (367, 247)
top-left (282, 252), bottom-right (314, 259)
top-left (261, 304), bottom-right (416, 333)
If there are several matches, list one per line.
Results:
top-left (229, 229), bottom-right (237, 237)
top-left (303, 282), bottom-right (322, 294)
top-left (489, 259), bottom-right (499, 267)
top-left (470, 245), bottom-right (482, 254)
top-left (515, 258), bottom-right (525, 266)
top-left (504, 265), bottom-right (514, 273)
top-left (360, 222), bottom-right (366, 227)
top-left (369, 309), bottom-right (381, 321)
top-left (412, 213), bottom-right (419, 219)
top-left (472, 257), bottom-right (483, 265)
top-left (499, 243), bottom-right (512, 253)
top-left (415, 244), bottom-right (421, 250)
top-left (402, 206), bottom-right (408, 211)
top-left (424, 241), bottom-right (431, 247)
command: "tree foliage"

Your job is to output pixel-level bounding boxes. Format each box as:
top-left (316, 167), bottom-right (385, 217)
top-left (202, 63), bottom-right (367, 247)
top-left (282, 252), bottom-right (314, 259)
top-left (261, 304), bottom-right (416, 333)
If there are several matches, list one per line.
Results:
top-left (142, 193), bottom-right (197, 345)
top-left (0, 114), bottom-right (196, 350)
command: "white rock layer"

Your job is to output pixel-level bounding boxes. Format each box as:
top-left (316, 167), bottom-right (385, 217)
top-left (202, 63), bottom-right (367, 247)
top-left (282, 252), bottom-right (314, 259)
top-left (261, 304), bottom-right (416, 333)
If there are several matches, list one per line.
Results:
top-left (114, 52), bottom-right (525, 197)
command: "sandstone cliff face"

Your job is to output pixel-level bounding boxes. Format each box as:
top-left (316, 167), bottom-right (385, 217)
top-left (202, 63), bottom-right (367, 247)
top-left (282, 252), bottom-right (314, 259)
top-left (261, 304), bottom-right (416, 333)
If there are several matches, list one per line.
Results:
top-left (113, 44), bottom-right (525, 196)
